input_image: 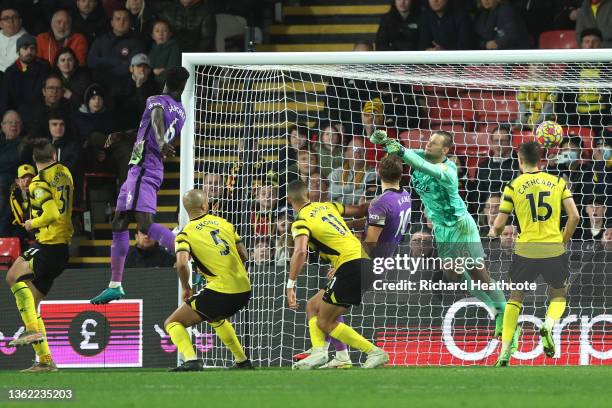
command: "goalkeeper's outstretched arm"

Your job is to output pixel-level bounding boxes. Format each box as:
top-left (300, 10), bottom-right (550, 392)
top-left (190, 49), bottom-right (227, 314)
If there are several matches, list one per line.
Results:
top-left (370, 130), bottom-right (450, 181)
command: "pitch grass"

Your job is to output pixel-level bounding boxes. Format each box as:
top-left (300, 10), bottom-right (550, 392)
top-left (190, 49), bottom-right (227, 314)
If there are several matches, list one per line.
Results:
top-left (1, 367), bottom-right (612, 408)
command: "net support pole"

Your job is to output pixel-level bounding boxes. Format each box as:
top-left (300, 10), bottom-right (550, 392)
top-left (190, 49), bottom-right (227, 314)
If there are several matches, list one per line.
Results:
top-left (175, 57), bottom-right (197, 366)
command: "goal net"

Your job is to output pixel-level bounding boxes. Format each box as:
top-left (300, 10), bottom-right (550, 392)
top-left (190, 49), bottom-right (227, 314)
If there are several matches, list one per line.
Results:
top-left (181, 50), bottom-right (612, 367)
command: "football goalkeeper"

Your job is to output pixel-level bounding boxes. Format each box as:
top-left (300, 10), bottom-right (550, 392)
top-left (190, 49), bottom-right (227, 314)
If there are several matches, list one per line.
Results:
top-left (371, 130), bottom-right (517, 347)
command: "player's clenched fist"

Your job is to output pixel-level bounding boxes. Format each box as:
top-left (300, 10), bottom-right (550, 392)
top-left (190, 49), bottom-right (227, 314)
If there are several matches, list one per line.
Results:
top-left (369, 129), bottom-right (389, 145)
top-left (286, 287), bottom-right (298, 310)
top-left (384, 140), bottom-right (405, 157)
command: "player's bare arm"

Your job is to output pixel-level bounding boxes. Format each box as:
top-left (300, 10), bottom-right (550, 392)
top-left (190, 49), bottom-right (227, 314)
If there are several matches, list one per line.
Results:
top-left (237, 242), bottom-right (249, 264)
top-left (151, 106), bottom-right (174, 157)
top-left (287, 234), bottom-right (309, 310)
top-left (490, 212), bottom-right (510, 238)
top-left (562, 197), bottom-right (580, 244)
top-left (342, 202), bottom-right (370, 218)
top-left (175, 251), bottom-right (192, 301)
top-left (364, 224), bottom-right (384, 254)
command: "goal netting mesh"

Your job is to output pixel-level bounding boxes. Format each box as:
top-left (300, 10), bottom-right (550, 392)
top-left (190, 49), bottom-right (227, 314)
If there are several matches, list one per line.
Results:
top-left (185, 57), bottom-right (612, 367)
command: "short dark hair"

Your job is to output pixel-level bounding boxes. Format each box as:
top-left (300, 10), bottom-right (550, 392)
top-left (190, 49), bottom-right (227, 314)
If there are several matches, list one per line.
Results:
top-left (433, 130), bottom-right (453, 148)
top-left (581, 28), bottom-right (603, 41)
top-left (518, 141), bottom-right (541, 166)
top-left (53, 46), bottom-right (78, 69)
top-left (287, 180), bottom-right (308, 201)
top-left (32, 138), bottom-right (56, 163)
top-left (164, 66), bottom-right (190, 92)
top-left (152, 18), bottom-right (172, 34)
top-left (44, 72), bottom-right (62, 87)
top-left (379, 155), bottom-right (403, 183)
top-left (48, 109), bottom-right (65, 122)
top-left (560, 136), bottom-right (583, 149)
top-left (492, 124), bottom-right (512, 139)
top-left (288, 123), bottom-right (309, 138)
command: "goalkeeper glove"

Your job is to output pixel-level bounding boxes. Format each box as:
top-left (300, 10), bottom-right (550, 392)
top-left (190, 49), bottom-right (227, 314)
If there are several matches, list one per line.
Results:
top-left (384, 140), bottom-right (406, 157)
top-left (369, 129), bottom-right (389, 145)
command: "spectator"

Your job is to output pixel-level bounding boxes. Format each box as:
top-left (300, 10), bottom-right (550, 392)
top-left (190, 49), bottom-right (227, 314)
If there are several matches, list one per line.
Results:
top-left (0, 109), bottom-right (23, 236)
top-left (288, 149), bottom-right (318, 183)
top-left (480, 193), bottom-right (501, 235)
top-left (419, 0), bottom-right (474, 50)
top-left (213, 1), bottom-right (251, 52)
top-left (500, 224), bottom-right (517, 251)
top-left (71, 0), bottom-right (110, 46)
top-left (584, 198), bottom-right (606, 242)
top-left (409, 227), bottom-right (435, 258)
top-left (54, 47), bottom-right (92, 110)
top-left (513, 0), bottom-right (555, 41)
top-left (274, 206), bottom-right (293, 267)
top-left (251, 183), bottom-right (278, 237)
top-left (376, 0), bottom-right (420, 51)
top-left (48, 110), bottom-right (82, 185)
top-left (473, 125), bottom-right (519, 206)
top-left (159, 0), bottom-right (216, 52)
top-left (516, 65), bottom-right (559, 130)
top-left (250, 238), bottom-right (273, 267)
top-left (0, 5), bottom-right (27, 72)
top-left (109, 52), bottom-right (159, 129)
top-left (125, 230), bottom-right (175, 268)
top-left (8, 164), bottom-right (35, 243)
top-left (25, 73), bottom-right (73, 137)
top-left (553, 0), bottom-right (582, 29)
top-left (575, 0), bottom-right (612, 47)
top-left (357, 98), bottom-right (398, 167)
top-left (475, 0), bottom-right (531, 49)
top-left (36, 9), bottom-right (88, 67)
top-left (287, 123), bottom-right (309, 166)
top-left (148, 19), bottom-right (180, 88)
top-left (328, 139), bottom-right (378, 205)
top-left (313, 121), bottom-right (344, 179)
top-left (560, 29), bottom-right (610, 133)
top-left (87, 8), bottom-right (144, 87)
top-left (126, 0), bottom-right (156, 51)
top-left (73, 83), bottom-right (117, 143)
top-left (308, 172), bottom-right (330, 203)
top-left (0, 34), bottom-right (49, 117)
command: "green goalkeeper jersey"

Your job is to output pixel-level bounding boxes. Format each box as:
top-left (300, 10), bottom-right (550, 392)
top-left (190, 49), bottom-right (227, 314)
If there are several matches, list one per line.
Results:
top-left (403, 149), bottom-right (469, 228)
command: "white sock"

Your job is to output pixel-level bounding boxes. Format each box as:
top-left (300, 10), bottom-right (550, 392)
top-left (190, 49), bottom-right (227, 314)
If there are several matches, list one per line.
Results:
top-left (109, 281), bottom-right (121, 288)
top-left (335, 349), bottom-right (349, 361)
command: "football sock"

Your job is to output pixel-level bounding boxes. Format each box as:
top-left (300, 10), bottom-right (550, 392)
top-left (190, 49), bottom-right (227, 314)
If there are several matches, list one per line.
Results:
top-left (165, 322), bottom-right (196, 361)
top-left (110, 231), bottom-right (130, 283)
top-left (501, 300), bottom-right (522, 355)
top-left (461, 272), bottom-right (499, 314)
top-left (148, 223), bottom-right (176, 253)
top-left (308, 317), bottom-right (327, 349)
top-left (33, 315), bottom-right (52, 364)
top-left (485, 279), bottom-right (508, 315)
top-left (544, 297), bottom-right (566, 331)
top-left (211, 320), bottom-right (247, 363)
top-left (11, 282), bottom-right (38, 332)
top-left (329, 323), bottom-right (374, 354)
top-left (326, 316), bottom-right (347, 351)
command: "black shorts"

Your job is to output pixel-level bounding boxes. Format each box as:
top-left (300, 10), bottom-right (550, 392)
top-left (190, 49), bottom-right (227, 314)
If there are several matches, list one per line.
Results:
top-left (322, 258), bottom-right (372, 308)
top-left (509, 253), bottom-right (570, 289)
top-left (21, 243), bottom-right (70, 295)
top-left (187, 288), bottom-right (251, 322)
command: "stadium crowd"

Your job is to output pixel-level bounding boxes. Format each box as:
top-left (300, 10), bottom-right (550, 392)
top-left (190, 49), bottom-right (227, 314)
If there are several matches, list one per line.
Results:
top-left (0, 0), bottom-right (611, 271)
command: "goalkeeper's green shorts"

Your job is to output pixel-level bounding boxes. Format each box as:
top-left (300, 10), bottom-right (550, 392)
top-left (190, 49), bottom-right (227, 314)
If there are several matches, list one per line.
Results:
top-left (434, 215), bottom-right (486, 261)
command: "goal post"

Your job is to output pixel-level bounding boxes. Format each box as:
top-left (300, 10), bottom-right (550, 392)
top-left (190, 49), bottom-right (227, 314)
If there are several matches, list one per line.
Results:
top-left (180, 49), bottom-right (612, 367)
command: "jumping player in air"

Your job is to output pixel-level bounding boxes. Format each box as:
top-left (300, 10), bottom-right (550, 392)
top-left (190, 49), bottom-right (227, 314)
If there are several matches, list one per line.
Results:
top-left (91, 66), bottom-right (190, 304)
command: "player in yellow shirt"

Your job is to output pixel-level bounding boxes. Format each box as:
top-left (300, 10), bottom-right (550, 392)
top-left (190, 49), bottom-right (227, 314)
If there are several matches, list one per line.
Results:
top-left (489, 141), bottom-right (580, 366)
top-left (164, 189), bottom-right (252, 371)
top-left (6, 139), bottom-right (74, 372)
top-left (286, 180), bottom-right (389, 369)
